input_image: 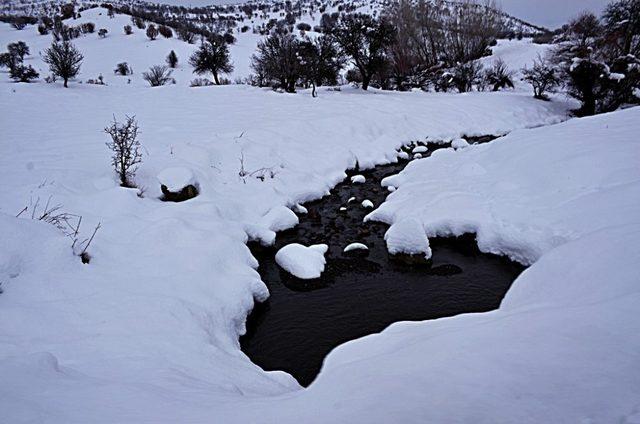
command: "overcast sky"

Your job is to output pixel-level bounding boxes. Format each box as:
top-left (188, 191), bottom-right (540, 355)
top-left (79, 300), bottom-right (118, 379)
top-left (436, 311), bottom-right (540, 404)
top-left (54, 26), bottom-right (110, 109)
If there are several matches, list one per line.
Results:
top-left (158, 0), bottom-right (612, 30)
top-left (497, 0), bottom-right (611, 28)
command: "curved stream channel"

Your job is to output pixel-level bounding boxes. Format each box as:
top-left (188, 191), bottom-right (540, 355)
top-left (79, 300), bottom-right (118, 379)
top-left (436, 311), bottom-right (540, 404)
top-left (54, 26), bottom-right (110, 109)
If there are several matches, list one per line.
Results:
top-left (241, 136), bottom-right (525, 387)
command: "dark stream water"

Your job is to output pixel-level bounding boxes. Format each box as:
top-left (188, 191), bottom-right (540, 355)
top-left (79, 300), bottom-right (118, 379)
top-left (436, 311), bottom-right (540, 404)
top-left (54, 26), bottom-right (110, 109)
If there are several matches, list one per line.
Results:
top-left (241, 137), bottom-right (525, 387)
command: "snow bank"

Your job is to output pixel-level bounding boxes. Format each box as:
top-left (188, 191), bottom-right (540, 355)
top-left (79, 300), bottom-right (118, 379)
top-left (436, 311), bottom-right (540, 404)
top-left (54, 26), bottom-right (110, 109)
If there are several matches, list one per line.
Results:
top-left (275, 243), bottom-right (328, 279)
top-left (382, 218), bottom-right (432, 259)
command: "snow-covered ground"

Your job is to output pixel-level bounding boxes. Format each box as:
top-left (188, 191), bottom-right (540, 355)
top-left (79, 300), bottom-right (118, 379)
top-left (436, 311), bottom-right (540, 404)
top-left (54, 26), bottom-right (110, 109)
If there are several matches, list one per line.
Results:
top-left (2, 9), bottom-right (639, 424)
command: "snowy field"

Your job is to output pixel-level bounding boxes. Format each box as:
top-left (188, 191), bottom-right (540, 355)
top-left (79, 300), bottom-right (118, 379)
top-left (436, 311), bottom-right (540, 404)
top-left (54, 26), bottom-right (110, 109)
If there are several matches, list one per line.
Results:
top-left (2, 9), bottom-right (640, 424)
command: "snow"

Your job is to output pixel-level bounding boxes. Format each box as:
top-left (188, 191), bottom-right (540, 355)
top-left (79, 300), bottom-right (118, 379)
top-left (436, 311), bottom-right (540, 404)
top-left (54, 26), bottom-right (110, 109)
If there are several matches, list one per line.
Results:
top-left (609, 72), bottom-right (625, 81)
top-left (293, 204), bottom-right (308, 214)
top-left (259, 205), bottom-right (299, 232)
top-left (361, 199), bottom-right (374, 209)
top-left (350, 175), bottom-right (366, 184)
top-left (4, 10), bottom-right (637, 423)
top-left (348, 196), bottom-right (356, 203)
top-left (343, 243), bottom-right (368, 253)
top-left (413, 153), bottom-right (423, 159)
top-left (275, 243), bottom-right (328, 279)
top-left (412, 146), bottom-right (428, 153)
top-left (451, 138), bottom-right (470, 149)
top-left (380, 217), bottom-right (432, 259)
top-left (398, 151), bottom-right (410, 160)
top-left (157, 166), bottom-right (196, 191)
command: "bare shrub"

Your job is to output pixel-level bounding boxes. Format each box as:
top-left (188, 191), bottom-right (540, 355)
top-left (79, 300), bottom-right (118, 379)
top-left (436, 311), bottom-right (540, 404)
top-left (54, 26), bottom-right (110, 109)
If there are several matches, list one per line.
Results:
top-left (16, 196), bottom-right (101, 264)
top-left (123, 24), bottom-right (133, 35)
top-left (142, 65), bottom-right (173, 86)
top-left (522, 55), bottom-right (561, 100)
top-left (104, 115), bottom-right (143, 188)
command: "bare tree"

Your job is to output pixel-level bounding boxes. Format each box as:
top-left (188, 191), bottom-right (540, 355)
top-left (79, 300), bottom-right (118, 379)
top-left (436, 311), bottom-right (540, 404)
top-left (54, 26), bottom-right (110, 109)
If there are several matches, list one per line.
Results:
top-left (104, 116), bottom-right (143, 187)
top-left (42, 40), bottom-right (83, 88)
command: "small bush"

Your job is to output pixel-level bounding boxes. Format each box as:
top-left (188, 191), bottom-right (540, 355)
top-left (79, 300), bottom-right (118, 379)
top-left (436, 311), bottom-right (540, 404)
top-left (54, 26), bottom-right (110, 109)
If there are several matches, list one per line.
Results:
top-left (132, 16), bottom-right (146, 30)
top-left (178, 28), bottom-right (196, 44)
top-left (86, 74), bottom-right (105, 85)
top-left (0, 52), bottom-right (14, 69)
top-left (114, 62), bottom-right (132, 75)
top-left (10, 64), bottom-right (39, 82)
top-left (450, 61), bottom-right (484, 93)
top-left (8, 41), bottom-right (29, 61)
top-left (81, 22), bottom-right (95, 33)
top-left (38, 24), bottom-right (49, 35)
top-left (142, 65), bottom-right (173, 86)
top-left (190, 77), bottom-right (214, 87)
top-left (98, 28), bottom-right (108, 38)
top-left (123, 24), bottom-right (133, 35)
top-left (483, 59), bottom-right (514, 91)
top-left (166, 50), bottom-right (178, 68)
top-left (296, 22), bottom-right (311, 31)
top-left (146, 24), bottom-right (158, 40)
top-left (158, 25), bottom-right (173, 38)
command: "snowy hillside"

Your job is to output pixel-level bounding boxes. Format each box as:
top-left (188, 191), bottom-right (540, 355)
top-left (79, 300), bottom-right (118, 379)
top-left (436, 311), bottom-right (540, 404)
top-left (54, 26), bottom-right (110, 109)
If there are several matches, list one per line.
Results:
top-left (2, 2), bottom-right (640, 423)
top-left (1, 0), bottom-right (548, 37)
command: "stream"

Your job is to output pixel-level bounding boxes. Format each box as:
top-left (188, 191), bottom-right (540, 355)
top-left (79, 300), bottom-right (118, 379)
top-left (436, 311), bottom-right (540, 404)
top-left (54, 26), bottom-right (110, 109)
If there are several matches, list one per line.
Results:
top-left (241, 136), bottom-right (525, 387)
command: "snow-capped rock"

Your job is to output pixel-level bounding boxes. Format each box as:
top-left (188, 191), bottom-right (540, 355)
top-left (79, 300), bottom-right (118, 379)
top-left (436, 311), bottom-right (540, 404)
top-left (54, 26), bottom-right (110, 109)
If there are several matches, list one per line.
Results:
top-left (293, 204), bottom-right (308, 214)
top-left (351, 175), bottom-right (366, 184)
top-left (452, 138), bottom-right (470, 149)
top-left (157, 167), bottom-right (196, 192)
top-left (275, 243), bottom-right (328, 279)
top-left (361, 199), bottom-right (374, 209)
top-left (412, 146), bottom-right (428, 154)
top-left (344, 242), bottom-right (369, 253)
